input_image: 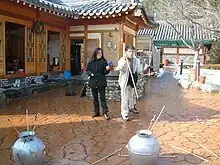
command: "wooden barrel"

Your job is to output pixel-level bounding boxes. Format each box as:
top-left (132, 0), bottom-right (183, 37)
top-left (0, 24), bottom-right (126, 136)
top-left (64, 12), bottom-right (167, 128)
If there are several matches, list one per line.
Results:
top-left (163, 59), bottom-right (168, 66)
top-left (199, 76), bottom-right (206, 84)
top-left (189, 68), bottom-right (196, 81)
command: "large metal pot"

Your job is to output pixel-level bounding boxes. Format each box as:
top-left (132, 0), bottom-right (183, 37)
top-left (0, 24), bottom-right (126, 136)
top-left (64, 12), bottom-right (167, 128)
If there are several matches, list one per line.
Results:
top-left (12, 131), bottom-right (45, 165)
top-left (127, 130), bottom-right (160, 165)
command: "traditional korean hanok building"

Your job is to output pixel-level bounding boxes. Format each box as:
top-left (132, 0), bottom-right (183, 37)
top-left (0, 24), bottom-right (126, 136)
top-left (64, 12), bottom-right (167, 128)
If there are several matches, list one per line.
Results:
top-left (137, 23), bottom-right (214, 66)
top-left (0, 0), bottom-right (156, 79)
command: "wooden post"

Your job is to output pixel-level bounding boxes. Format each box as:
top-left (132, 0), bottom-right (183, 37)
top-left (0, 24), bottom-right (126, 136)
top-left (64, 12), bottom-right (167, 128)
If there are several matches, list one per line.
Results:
top-left (0, 20), bottom-right (5, 75)
top-left (119, 24), bottom-right (124, 58)
top-left (133, 32), bottom-right (137, 48)
top-left (84, 24), bottom-right (88, 71)
top-left (66, 27), bottom-right (71, 71)
top-left (201, 46), bottom-right (205, 65)
top-left (176, 47), bottom-right (179, 64)
top-left (162, 47), bottom-right (164, 63)
top-left (24, 26), bottom-right (27, 74)
top-left (35, 32), bottom-right (40, 75)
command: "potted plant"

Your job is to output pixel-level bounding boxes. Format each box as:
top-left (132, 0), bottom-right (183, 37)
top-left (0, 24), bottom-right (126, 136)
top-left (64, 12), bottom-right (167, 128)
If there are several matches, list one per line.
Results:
top-left (163, 59), bottom-right (168, 66)
top-left (199, 74), bottom-right (206, 84)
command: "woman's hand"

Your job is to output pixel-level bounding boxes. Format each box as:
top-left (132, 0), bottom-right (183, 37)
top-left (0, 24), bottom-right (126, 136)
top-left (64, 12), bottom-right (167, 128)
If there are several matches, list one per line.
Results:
top-left (106, 66), bottom-right (110, 70)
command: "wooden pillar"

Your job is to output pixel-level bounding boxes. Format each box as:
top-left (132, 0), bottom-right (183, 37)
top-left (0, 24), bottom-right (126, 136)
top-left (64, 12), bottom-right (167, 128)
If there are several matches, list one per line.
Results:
top-left (35, 13), bottom-right (40, 75)
top-left (66, 27), bottom-right (71, 71)
top-left (0, 20), bottom-right (5, 75)
top-left (162, 47), bottom-right (164, 61)
top-left (84, 24), bottom-right (88, 71)
top-left (119, 24), bottom-right (124, 58)
top-left (201, 46), bottom-right (205, 64)
top-left (133, 32), bottom-right (137, 48)
top-left (176, 47), bottom-right (179, 64)
top-left (35, 32), bottom-right (40, 75)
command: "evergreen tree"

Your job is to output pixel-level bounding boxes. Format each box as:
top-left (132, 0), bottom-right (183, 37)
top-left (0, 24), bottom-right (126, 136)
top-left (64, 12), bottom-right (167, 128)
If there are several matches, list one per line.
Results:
top-left (207, 39), bottom-right (220, 64)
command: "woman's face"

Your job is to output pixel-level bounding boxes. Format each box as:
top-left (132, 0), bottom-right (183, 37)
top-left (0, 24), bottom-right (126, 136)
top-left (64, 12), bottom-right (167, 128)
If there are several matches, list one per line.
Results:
top-left (125, 49), bottom-right (134, 59)
top-left (96, 50), bottom-right (103, 59)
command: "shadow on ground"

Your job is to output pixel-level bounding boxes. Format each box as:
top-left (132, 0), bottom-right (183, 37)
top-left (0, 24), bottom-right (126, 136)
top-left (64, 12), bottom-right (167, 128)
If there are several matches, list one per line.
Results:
top-left (0, 121), bottom-right (210, 165)
top-left (0, 72), bottom-right (220, 164)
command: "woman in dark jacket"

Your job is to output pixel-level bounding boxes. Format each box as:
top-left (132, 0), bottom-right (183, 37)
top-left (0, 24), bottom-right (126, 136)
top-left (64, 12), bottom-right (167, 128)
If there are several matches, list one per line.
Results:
top-left (86, 47), bottom-right (110, 120)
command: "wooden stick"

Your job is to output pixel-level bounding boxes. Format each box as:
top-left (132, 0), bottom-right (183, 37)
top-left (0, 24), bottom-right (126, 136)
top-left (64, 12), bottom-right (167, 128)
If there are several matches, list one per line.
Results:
top-left (198, 143), bottom-right (220, 160)
top-left (150, 106), bottom-right (165, 132)
top-left (118, 154), bottom-right (177, 159)
top-left (159, 155), bottom-right (177, 158)
top-left (8, 119), bottom-right (20, 136)
top-left (126, 58), bottom-right (139, 99)
top-left (32, 113), bottom-right (40, 132)
top-left (26, 109), bottom-right (29, 132)
top-left (148, 115), bottom-right (156, 130)
top-left (169, 144), bottom-right (211, 163)
top-left (91, 147), bottom-right (124, 165)
top-left (118, 154), bottom-right (128, 157)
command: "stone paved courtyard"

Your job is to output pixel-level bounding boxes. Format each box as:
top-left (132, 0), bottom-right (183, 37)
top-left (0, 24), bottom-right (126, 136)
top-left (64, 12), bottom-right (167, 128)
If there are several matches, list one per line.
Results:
top-left (0, 72), bottom-right (220, 165)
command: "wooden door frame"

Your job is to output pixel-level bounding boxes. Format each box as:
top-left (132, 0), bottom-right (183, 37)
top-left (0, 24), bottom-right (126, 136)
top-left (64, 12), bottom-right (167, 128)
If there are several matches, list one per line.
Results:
top-left (0, 15), bottom-right (31, 77)
top-left (47, 30), bottom-right (60, 72)
top-left (70, 38), bottom-right (84, 74)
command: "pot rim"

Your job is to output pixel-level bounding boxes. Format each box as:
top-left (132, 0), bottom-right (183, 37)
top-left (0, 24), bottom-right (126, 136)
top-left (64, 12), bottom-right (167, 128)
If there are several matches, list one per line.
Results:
top-left (19, 131), bottom-right (35, 139)
top-left (136, 130), bottom-right (152, 138)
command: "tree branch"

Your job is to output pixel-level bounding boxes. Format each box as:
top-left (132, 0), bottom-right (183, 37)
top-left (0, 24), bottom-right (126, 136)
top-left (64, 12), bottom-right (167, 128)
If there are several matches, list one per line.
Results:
top-left (165, 20), bottom-right (194, 49)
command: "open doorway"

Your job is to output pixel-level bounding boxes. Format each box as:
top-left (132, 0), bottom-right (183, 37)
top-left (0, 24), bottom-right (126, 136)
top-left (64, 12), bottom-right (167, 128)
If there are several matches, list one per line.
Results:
top-left (71, 39), bottom-right (84, 75)
top-left (5, 22), bottom-right (25, 74)
top-left (47, 31), bottom-right (60, 72)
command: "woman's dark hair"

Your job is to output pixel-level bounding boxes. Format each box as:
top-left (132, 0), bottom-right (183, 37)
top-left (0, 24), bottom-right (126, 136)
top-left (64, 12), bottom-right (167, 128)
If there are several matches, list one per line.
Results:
top-left (91, 47), bottom-right (105, 60)
top-left (125, 45), bottom-right (135, 51)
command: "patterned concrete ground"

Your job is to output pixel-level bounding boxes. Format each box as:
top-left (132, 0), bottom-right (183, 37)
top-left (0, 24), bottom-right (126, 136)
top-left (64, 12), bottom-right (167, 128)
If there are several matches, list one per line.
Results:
top-left (0, 72), bottom-right (220, 165)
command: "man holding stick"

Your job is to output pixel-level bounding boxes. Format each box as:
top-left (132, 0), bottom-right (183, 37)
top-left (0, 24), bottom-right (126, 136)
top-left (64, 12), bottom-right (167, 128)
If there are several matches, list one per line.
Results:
top-left (117, 45), bottom-right (141, 121)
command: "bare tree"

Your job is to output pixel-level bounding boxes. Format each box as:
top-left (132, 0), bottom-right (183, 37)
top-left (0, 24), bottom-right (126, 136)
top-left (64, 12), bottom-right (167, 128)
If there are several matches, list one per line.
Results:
top-left (153, 0), bottom-right (220, 35)
top-left (143, 0), bottom-right (217, 68)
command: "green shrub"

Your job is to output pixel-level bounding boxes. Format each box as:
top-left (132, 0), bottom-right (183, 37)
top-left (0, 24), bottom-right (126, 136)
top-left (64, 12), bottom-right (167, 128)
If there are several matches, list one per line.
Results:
top-left (159, 63), bottom-right (164, 68)
top-left (201, 64), bottom-right (220, 70)
top-left (206, 39), bottom-right (220, 64)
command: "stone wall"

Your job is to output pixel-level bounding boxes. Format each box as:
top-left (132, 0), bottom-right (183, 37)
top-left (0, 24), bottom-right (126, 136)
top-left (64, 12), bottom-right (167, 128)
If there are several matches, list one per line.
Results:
top-left (164, 54), bottom-right (177, 64)
top-left (164, 54), bottom-right (202, 65)
top-left (86, 76), bottom-right (148, 101)
top-left (179, 55), bottom-right (194, 65)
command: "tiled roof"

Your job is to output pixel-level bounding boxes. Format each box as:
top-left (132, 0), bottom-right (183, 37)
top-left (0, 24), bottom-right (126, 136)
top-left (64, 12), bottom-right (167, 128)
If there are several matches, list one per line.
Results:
top-left (10, 0), bottom-right (156, 26)
top-left (11, 0), bottom-right (76, 17)
top-left (71, 0), bottom-right (156, 26)
top-left (138, 23), bottom-right (214, 41)
top-left (74, 1), bottom-right (137, 17)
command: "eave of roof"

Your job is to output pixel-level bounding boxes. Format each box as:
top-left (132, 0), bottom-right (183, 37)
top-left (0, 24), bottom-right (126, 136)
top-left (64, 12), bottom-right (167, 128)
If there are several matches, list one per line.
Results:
top-left (154, 40), bottom-right (213, 48)
top-left (10, 0), bottom-right (76, 17)
top-left (10, 0), bottom-right (157, 27)
top-left (138, 23), bottom-right (214, 42)
top-left (139, 6), bottom-right (159, 28)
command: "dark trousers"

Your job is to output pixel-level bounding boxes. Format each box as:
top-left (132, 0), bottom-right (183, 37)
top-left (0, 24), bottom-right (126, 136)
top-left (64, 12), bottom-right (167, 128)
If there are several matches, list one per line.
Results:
top-left (91, 87), bottom-right (108, 115)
